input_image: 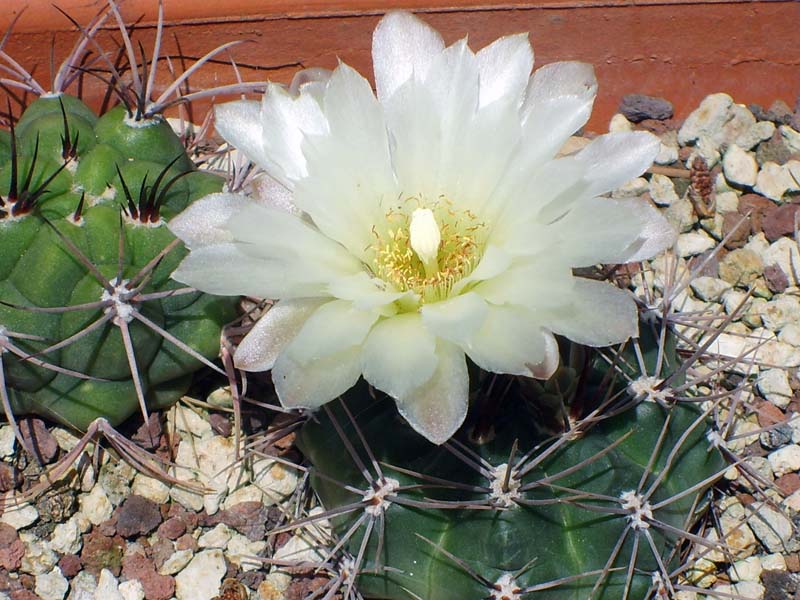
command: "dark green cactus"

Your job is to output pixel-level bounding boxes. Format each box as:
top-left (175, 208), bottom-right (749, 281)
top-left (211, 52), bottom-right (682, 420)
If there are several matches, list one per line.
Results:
top-left (0, 93), bottom-right (237, 431)
top-left (296, 314), bottom-right (727, 599)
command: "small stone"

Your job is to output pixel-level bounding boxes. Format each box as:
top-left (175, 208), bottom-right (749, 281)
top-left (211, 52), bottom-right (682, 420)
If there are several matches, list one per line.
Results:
top-left (748, 502), bottom-right (798, 552)
top-left (258, 572), bottom-right (291, 600)
top-left (94, 569), bottom-right (124, 600)
top-left (761, 570), bottom-right (799, 599)
top-left (716, 191), bottom-right (740, 213)
top-left (728, 555), bottom-right (762, 582)
top-left (705, 499), bottom-right (758, 561)
top-left (115, 495), bottom-right (161, 538)
top-left (685, 135), bottom-right (720, 168)
top-left (0, 427), bottom-right (16, 458)
top-left (98, 461), bottom-right (135, 507)
top-left (79, 486), bottom-right (113, 526)
top-left (619, 94), bottom-right (673, 122)
top-left (221, 485), bottom-right (262, 510)
top-left (677, 230), bottom-right (716, 257)
top-left (689, 276), bottom-right (731, 302)
top-left (157, 549), bottom-right (193, 576)
top-left (167, 405), bottom-right (212, 439)
top-left (198, 523), bottom-right (232, 549)
top-left (648, 173), bottom-right (679, 206)
top-left (80, 531), bottom-right (124, 578)
top-left (169, 485), bottom-right (204, 513)
top-left (762, 203), bottom-right (800, 242)
top-left (723, 144), bottom-right (758, 187)
top-left (118, 580), bottom-right (145, 600)
top-left (758, 369), bottom-right (794, 409)
top-left (34, 568), bottom-right (68, 600)
top-left (763, 295), bottom-right (800, 332)
top-left (759, 338), bottom-right (800, 368)
top-left (762, 553), bottom-right (788, 571)
top-left (66, 570), bottom-right (97, 599)
top-left (665, 196), bottom-right (698, 233)
top-left (50, 517), bottom-right (83, 555)
top-left (18, 419), bottom-right (59, 464)
top-left (655, 136), bottom-right (679, 165)
top-left (679, 93), bottom-right (734, 146)
top-left (130, 414), bottom-right (163, 451)
top-left (0, 495), bottom-right (38, 529)
top-left (226, 532), bottom-right (266, 572)
top-left (768, 445), bottom-right (800, 477)
top-left (608, 113), bottom-right (633, 133)
top-left (156, 517), bottom-right (186, 541)
top-left (764, 237), bottom-right (800, 286)
top-left (121, 553), bottom-right (175, 600)
top-left (780, 124), bottom-right (800, 153)
top-left (253, 460), bottom-right (299, 505)
top-left (779, 323), bottom-right (800, 346)
top-left (755, 161), bottom-right (800, 201)
top-left (58, 554), bottom-right (81, 579)
top-left (130, 474), bottom-right (170, 505)
top-left (174, 549), bottom-right (226, 600)
top-left (764, 264), bottom-right (790, 294)
top-left (719, 248), bottom-right (764, 286)
top-left (273, 533), bottom-right (326, 565)
top-left (738, 120), bottom-right (777, 151)
top-left (611, 176), bottom-right (648, 198)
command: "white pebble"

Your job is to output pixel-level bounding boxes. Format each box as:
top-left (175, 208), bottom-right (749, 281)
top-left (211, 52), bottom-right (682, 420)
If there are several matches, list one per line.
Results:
top-left (174, 549), bottom-right (226, 600)
top-left (0, 426), bottom-right (15, 457)
top-left (158, 549), bottom-right (194, 576)
top-left (723, 144), bottom-right (758, 187)
top-left (35, 567), bottom-right (69, 600)
top-left (198, 523), bottom-right (232, 549)
top-left (767, 445), bottom-right (800, 477)
top-left (0, 494), bottom-right (39, 529)
top-left (727, 555), bottom-right (762, 582)
top-left (79, 485), bottom-right (113, 526)
top-left (94, 569), bottom-right (124, 600)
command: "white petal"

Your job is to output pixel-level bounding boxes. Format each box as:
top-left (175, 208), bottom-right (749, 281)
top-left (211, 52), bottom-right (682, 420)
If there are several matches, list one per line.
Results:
top-left (520, 61), bottom-right (597, 162)
top-left (451, 244), bottom-right (512, 295)
top-left (473, 259), bottom-right (574, 311)
top-left (273, 346), bottom-right (362, 409)
top-left (227, 204), bottom-right (361, 279)
top-left (421, 292), bottom-right (488, 347)
top-left (327, 272), bottom-right (404, 312)
top-left (569, 131), bottom-right (660, 198)
top-left (252, 174), bottom-right (301, 216)
top-left (530, 332), bottom-right (559, 379)
top-left (476, 33), bottom-right (533, 108)
top-left (546, 278), bottom-right (638, 347)
top-left (234, 298), bottom-right (324, 372)
top-left (372, 10), bottom-right (444, 102)
top-left (171, 243), bottom-right (326, 299)
top-left (465, 304), bottom-right (551, 376)
top-left (293, 64), bottom-right (397, 258)
top-left (259, 82), bottom-right (329, 186)
top-left (284, 300), bottom-right (379, 363)
top-left (214, 101), bottom-right (268, 171)
top-left (394, 341), bottom-right (468, 444)
top-left (555, 197), bottom-right (677, 267)
top-left (168, 192), bottom-right (251, 248)
top-left (361, 313), bottom-right (437, 399)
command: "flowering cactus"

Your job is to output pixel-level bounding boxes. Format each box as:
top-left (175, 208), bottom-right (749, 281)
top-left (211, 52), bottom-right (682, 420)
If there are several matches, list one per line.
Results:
top-left (170, 11), bottom-right (677, 444)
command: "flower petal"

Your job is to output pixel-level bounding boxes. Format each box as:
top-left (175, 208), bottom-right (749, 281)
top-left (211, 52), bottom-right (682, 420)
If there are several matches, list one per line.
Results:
top-left (473, 259), bottom-right (574, 311)
top-left (258, 82), bottom-right (329, 186)
top-left (420, 292), bottom-right (488, 347)
top-left (168, 192), bottom-right (251, 248)
top-left (171, 243), bottom-right (327, 299)
top-left (361, 313), bottom-right (437, 399)
top-left (284, 300), bottom-right (379, 363)
top-left (555, 197), bottom-right (677, 266)
top-left (372, 10), bottom-right (445, 102)
top-left (327, 272), bottom-right (404, 312)
top-left (476, 33), bottom-right (533, 108)
top-left (531, 332), bottom-right (560, 379)
top-left (234, 298), bottom-right (324, 372)
top-left (451, 244), bottom-right (512, 295)
top-left (273, 346), bottom-right (362, 409)
top-left (546, 278), bottom-right (638, 346)
top-left (294, 64), bottom-right (397, 258)
top-left (213, 101), bottom-right (268, 171)
top-left (520, 61), bottom-right (597, 162)
top-left (465, 304), bottom-right (551, 376)
top-left (394, 341), bottom-right (468, 444)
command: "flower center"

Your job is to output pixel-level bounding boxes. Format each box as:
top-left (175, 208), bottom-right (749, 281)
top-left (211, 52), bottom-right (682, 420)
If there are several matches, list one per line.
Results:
top-left (370, 196), bottom-right (485, 303)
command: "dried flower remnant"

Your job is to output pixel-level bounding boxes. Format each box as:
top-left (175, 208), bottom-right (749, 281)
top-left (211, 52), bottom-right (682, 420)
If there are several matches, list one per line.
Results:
top-left (170, 11), bottom-right (676, 444)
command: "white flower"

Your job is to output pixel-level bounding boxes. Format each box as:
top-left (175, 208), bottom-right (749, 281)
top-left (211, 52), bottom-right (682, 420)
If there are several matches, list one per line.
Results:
top-left (169, 11), bottom-right (676, 444)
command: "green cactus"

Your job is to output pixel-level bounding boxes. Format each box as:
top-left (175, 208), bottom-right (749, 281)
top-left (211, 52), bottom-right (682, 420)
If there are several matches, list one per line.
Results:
top-left (0, 92), bottom-right (237, 432)
top-left (295, 313), bottom-right (727, 599)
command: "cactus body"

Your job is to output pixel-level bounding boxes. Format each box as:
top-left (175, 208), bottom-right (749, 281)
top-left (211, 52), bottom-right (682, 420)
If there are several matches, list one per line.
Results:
top-left (298, 319), bottom-right (726, 599)
top-left (0, 94), bottom-right (237, 431)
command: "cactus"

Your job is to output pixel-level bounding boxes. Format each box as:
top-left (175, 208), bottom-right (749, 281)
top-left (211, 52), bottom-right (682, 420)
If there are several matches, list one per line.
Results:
top-left (0, 3), bottom-right (247, 436)
top-left (294, 309), bottom-right (728, 599)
